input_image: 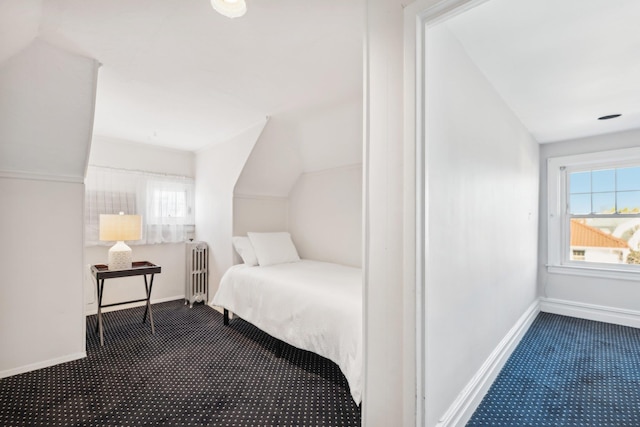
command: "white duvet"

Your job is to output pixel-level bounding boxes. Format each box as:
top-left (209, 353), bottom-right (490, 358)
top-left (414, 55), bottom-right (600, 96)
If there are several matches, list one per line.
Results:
top-left (211, 260), bottom-right (362, 404)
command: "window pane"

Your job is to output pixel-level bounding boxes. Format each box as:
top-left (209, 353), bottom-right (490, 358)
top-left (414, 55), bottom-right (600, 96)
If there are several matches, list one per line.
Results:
top-left (569, 171), bottom-right (590, 194)
top-left (592, 192), bottom-right (615, 214)
top-left (617, 167), bottom-right (640, 192)
top-left (592, 169), bottom-right (615, 192)
top-left (617, 191), bottom-right (640, 214)
top-left (175, 192), bottom-right (187, 217)
top-left (151, 189), bottom-right (189, 219)
top-left (570, 194), bottom-right (591, 214)
top-left (570, 218), bottom-right (635, 265)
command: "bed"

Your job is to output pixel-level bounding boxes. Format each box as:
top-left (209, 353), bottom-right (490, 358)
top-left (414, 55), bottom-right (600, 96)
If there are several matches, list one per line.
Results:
top-left (211, 258), bottom-right (363, 404)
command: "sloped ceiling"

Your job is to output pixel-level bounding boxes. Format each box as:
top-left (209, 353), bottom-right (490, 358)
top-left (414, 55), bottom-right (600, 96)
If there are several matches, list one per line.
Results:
top-left (0, 0), bottom-right (363, 151)
top-left (446, 0), bottom-right (640, 143)
top-left (5, 0), bottom-right (639, 152)
top-left (0, 0), bottom-right (41, 64)
top-left (0, 39), bottom-right (98, 180)
top-left (234, 97), bottom-right (362, 197)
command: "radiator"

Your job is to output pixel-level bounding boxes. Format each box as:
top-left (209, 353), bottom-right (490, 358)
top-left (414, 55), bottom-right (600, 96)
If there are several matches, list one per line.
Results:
top-left (185, 241), bottom-right (208, 308)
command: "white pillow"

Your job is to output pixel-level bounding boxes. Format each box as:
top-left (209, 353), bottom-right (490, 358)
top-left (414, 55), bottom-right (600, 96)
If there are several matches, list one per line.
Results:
top-left (232, 236), bottom-right (258, 266)
top-left (247, 232), bottom-right (300, 267)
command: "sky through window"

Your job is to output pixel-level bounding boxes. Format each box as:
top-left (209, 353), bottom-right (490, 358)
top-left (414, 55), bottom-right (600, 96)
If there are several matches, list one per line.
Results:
top-left (570, 167), bottom-right (640, 215)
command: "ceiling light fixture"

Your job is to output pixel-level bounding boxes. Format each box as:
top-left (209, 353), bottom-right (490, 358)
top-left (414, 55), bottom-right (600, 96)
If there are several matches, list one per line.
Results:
top-left (598, 114), bottom-right (621, 120)
top-left (211, 0), bottom-right (247, 18)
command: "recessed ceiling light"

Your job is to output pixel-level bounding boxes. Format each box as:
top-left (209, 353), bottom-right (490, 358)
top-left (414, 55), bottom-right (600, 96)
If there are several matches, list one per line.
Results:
top-left (598, 114), bottom-right (621, 120)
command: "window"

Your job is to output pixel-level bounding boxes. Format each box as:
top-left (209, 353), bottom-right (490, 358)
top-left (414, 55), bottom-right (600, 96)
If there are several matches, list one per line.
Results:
top-left (568, 166), bottom-right (640, 264)
top-left (547, 147), bottom-right (640, 279)
top-left (85, 166), bottom-right (195, 245)
top-left (572, 249), bottom-right (586, 261)
top-left (146, 180), bottom-right (195, 225)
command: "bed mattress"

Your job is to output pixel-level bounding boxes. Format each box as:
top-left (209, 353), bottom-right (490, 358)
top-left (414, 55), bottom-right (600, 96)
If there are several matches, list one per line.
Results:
top-left (211, 259), bottom-right (362, 404)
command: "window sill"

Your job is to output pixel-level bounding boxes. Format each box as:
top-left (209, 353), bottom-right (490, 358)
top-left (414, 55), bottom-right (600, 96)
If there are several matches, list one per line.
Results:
top-left (547, 264), bottom-right (640, 282)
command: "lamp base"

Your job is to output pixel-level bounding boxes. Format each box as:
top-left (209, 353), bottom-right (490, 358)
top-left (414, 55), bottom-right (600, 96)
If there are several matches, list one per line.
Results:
top-left (108, 241), bottom-right (132, 270)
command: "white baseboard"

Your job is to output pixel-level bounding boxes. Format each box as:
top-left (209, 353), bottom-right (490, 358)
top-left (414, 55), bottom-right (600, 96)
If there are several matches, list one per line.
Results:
top-left (84, 295), bottom-right (185, 316)
top-left (0, 352), bottom-right (86, 379)
top-left (539, 297), bottom-right (640, 329)
top-left (436, 300), bottom-right (540, 427)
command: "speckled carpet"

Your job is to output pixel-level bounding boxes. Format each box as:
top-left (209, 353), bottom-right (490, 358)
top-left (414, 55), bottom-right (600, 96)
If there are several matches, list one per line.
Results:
top-left (468, 312), bottom-right (640, 427)
top-left (0, 300), bottom-right (360, 426)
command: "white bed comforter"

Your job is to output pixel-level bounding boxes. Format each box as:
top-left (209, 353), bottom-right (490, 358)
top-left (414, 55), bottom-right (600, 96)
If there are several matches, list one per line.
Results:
top-left (211, 260), bottom-right (362, 404)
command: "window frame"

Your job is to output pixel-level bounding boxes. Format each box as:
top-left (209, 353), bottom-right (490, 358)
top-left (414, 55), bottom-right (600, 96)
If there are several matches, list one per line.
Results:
top-left (547, 147), bottom-right (640, 281)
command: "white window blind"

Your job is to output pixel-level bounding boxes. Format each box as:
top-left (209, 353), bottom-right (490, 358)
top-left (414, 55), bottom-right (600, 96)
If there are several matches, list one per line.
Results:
top-left (85, 166), bottom-right (195, 246)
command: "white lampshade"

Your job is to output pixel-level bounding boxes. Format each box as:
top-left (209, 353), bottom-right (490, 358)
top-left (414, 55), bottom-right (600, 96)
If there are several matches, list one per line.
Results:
top-left (99, 213), bottom-right (142, 241)
top-left (211, 0), bottom-right (247, 18)
top-left (99, 213), bottom-right (142, 270)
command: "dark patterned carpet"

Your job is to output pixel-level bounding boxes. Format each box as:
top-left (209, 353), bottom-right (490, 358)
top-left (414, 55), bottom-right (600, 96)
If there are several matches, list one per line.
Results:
top-left (0, 300), bottom-right (360, 426)
top-left (468, 312), bottom-right (640, 426)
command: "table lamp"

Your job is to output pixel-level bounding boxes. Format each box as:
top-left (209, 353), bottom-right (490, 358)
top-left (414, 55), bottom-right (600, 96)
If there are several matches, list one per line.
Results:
top-left (99, 212), bottom-right (142, 270)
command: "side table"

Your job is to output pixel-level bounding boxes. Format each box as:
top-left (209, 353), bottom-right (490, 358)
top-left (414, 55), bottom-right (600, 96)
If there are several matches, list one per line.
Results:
top-left (91, 261), bottom-right (162, 346)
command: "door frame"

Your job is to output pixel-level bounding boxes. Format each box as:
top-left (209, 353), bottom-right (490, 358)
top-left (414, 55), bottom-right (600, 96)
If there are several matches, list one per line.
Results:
top-left (402, 0), bottom-right (491, 425)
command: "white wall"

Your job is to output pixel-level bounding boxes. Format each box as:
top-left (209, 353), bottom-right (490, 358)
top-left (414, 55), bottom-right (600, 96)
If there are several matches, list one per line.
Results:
top-left (0, 179), bottom-right (86, 377)
top-left (424, 24), bottom-right (539, 426)
top-left (364, 0), bottom-right (405, 424)
top-left (89, 135), bottom-right (195, 176)
top-left (288, 164), bottom-right (362, 267)
top-left (195, 121), bottom-right (267, 296)
top-left (0, 41), bottom-right (97, 377)
top-left (84, 136), bottom-right (195, 314)
top-left (233, 196), bottom-right (288, 235)
top-left (296, 98), bottom-right (363, 173)
top-left (539, 128), bottom-right (640, 311)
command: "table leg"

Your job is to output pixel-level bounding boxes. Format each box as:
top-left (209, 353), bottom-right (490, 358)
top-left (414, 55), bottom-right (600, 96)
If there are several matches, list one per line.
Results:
top-left (97, 278), bottom-right (105, 346)
top-left (95, 277), bottom-right (100, 333)
top-left (143, 274), bottom-right (155, 334)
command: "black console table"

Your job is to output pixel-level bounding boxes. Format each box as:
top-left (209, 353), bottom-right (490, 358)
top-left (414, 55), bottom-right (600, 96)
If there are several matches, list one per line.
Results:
top-left (91, 261), bottom-right (162, 346)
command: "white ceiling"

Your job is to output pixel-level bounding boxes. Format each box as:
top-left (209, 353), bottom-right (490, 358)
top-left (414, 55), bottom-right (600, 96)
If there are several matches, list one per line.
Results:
top-left (5, 0), bottom-right (637, 150)
top-left (0, 0), bottom-right (363, 151)
top-left (446, 0), bottom-right (640, 143)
